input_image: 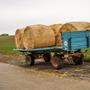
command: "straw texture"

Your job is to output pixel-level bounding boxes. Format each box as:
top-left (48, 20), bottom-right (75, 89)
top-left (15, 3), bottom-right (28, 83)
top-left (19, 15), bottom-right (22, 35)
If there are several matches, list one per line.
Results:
top-left (49, 24), bottom-right (62, 46)
top-left (15, 28), bottom-right (25, 49)
top-left (23, 25), bottom-right (55, 49)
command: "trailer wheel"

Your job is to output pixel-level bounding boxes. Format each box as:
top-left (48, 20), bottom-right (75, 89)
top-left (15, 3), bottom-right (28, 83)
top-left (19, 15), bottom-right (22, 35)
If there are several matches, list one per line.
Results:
top-left (73, 53), bottom-right (84, 65)
top-left (43, 53), bottom-right (51, 62)
top-left (25, 54), bottom-right (35, 66)
top-left (51, 56), bottom-right (63, 69)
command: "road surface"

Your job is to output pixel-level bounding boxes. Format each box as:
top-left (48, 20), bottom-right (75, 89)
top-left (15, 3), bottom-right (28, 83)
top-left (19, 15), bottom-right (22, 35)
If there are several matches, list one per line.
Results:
top-left (0, 62), bottom-right (90, 90)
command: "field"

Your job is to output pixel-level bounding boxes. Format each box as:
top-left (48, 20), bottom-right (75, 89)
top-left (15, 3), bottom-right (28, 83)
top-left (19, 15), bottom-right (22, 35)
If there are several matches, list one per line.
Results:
top-left (0, 36), bottom-right (16, 54)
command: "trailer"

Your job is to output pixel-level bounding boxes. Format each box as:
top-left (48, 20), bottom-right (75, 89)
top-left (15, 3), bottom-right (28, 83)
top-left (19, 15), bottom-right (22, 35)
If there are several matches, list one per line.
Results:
top-left (14, 30), bottom-right (90, 69)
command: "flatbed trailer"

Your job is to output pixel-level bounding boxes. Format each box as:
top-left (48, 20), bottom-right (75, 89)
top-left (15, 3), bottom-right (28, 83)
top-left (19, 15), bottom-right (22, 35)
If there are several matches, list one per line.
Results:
top-left (14, 30), bottom-right (90, 69)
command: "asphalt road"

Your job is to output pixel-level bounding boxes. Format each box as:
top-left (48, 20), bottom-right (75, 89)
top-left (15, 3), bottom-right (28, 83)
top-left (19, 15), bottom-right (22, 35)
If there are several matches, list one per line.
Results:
top-left (0, 62), bottom-right (90, 90)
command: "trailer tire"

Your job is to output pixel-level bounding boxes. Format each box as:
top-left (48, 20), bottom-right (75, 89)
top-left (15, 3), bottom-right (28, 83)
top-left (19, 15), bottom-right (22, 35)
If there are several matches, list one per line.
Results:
top-left (73, 54), bottom-right (84, 65)
top-left (25, 54), bottom-right (35, 66)
top-left (43, 53), bottom-right (51, 62)
top-left (51, 56), bottom-right (63, 69)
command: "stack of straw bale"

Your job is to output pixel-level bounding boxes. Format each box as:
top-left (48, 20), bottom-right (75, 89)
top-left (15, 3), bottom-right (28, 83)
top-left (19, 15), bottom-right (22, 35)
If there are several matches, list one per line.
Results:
top-left (15, 22), bottom-right (90, 49)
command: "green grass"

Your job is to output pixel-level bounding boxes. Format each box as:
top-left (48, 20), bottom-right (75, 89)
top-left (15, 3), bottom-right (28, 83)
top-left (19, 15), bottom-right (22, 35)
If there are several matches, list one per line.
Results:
top-left (82, 48), bottom-right (90, 61)
top-left (0, 36), bottom-right (18, 55)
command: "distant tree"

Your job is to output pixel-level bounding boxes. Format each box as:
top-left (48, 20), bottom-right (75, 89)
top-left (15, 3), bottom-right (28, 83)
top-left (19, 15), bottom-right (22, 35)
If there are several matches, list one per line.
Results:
top-left (0, 33), bottom-right (9, 36)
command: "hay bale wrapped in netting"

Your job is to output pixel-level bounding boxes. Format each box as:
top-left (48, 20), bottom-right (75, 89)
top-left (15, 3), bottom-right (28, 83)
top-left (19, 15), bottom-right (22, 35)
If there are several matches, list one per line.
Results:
top-left (49, 24), bottom-right (62, 46)
top-left (23, 24), bottom-right (55, 49)
top-left (15, 28), bottom-right (25, 49)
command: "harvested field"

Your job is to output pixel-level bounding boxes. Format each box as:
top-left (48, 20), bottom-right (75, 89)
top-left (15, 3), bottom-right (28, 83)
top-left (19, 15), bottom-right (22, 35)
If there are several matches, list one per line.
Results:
top-left (0, 36), bottom-right (16, 54)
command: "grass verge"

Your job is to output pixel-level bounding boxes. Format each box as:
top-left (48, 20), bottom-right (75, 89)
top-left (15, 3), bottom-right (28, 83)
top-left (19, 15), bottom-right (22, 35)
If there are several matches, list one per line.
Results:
top-left (0, 36), bottom-right (19, 55)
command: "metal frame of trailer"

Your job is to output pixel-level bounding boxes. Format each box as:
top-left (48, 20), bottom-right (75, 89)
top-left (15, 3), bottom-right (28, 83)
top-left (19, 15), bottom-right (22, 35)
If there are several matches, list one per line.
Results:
top-left (14, 30), bottom-right (90, 69)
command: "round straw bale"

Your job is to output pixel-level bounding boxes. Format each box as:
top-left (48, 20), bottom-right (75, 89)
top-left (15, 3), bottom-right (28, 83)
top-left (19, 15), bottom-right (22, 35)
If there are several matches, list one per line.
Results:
top-left (60, 22), bottom-right (90, 32)
top-left (49, 24), bottom-right (62, 35)
top-left (23, 25), bottom-right (55, 49)
top-left (49, 24), bottom-right (62, 46)
top-left (15, 28), bottom-right (25, 49)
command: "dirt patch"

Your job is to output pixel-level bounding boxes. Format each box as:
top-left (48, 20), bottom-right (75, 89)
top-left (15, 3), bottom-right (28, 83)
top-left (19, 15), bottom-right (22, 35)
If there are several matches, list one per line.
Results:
top-left (0, 53), bottom-right (90, 81)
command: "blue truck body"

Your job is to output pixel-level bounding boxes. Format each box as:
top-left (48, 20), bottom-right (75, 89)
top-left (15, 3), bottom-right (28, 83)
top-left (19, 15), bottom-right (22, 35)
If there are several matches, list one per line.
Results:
top-left (62, 30), bottom-right (90, 51)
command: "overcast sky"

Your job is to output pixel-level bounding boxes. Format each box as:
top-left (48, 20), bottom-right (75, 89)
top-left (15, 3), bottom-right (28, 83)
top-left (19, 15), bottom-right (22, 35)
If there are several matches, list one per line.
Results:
top-left (0, 0), bottom-right (90, 35)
